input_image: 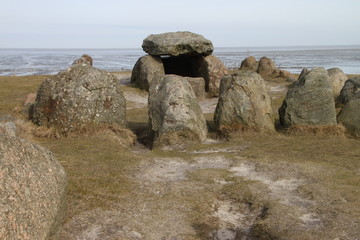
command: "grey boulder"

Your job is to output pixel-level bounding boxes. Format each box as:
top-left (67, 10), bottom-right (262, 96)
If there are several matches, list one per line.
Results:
top-left (32, 63), bottom-right (126, 134)
top-left (337, 98), bottom-right (360, 137)
top-left (197, 55), bottom-right (229, 97)
top-left (148, 75), bottom-right (207, 148)
top-left (327, 68), bottom-right (347, 99)
top-left (142, 31), bottom-right (214, 56)
top-left (214, 71), bottom-right (275, 132)
top-left (337, 77), bottom-right (360, 105)
top-left (257, 57), bottom-right (276, 77)
top-left (131, 55), bottom-right (165, 90)
top-left (0, 133), bottom-right (67, 240)
top-left (279, 67), bottom-right (337, 128)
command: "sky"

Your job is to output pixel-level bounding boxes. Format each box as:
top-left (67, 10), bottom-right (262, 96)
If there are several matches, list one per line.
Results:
top-left (1, 0), bottom-right (360, 48)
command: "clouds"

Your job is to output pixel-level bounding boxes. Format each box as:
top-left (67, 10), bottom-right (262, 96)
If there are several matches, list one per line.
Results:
top-left (1, 0), bottom-right (359, 48)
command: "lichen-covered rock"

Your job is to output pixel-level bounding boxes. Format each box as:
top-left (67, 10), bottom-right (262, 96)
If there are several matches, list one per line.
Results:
top-left (337, 77), bottom-right (360, 105)
top-left (279, 68), bottom-right (337, 128)
top-left (257, 57), bottom-right (276, 77)
top-left (214, 71), bottom-right (275, 132)
top-left (327, 68), bottom-right (347, 99)
top-left (32, 63), bottom-right (126, 134)
top-left (337, 98), bottom-right (360, 137)
top-left (148, 75), bottom-right (207, 148)
top-left (239, 56), bottom-right (258, 71)
top-left (131, 55), bottom-right (165, 90)
top-left (142, 31), bottom-right (214, 56)
top-left (72, 54), bottom-right (93, 66)
top-left (184, 77), bottom-right (206, 99)
top-left (197, 55), bottom-right (229, 97)
top-left (0, 133), bottom-right (67, 240)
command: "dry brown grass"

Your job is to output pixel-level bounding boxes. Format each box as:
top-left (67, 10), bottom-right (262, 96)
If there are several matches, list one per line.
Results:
top-left (2, 73), bottom-right (360, 239)
top-left (282, 124), bottom-right (347, 137)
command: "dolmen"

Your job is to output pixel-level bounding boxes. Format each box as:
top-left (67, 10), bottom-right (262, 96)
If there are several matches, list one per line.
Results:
top-left (31, 55), bottom-right (127, 135)
top-left (131, 31), bottom-right (229, 97)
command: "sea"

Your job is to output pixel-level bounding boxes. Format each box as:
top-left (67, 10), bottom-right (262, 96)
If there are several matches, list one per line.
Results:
top-left (0, 45), bottom-right (359, 76)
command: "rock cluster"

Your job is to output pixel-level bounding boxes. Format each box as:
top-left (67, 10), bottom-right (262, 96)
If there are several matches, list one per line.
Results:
top-left (0, 132), bottom-right (67, 240)
top-left (32, 61), bottom-right (127, 134)
top-left (279, 68), bottom-right (337, 128)
top-left (132, 31), bottom-right (228, 96)
top-left (148, 75), bottom-right (207, 149)
top-left (240, 56), bottom-right (294, 81)
top-left (214, 71), bottom-right (275, 133)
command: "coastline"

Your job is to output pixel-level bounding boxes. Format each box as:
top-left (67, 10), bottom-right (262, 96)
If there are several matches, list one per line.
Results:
top-left (1, 46), bottom-right (360, 76)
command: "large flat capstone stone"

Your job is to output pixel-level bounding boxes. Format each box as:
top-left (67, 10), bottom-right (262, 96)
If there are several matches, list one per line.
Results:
top-left (142, 31), bottom-right (214, 56)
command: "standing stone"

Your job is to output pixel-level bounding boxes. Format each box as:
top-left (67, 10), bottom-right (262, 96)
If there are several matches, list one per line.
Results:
top-left (142, 31), bottom-right (214, 56)
top-left (131, 55), bottom-right (165, 90)
top-left (337, 99), bottom-right (360, 137)
top-left (184, 77), bottom-right (206, 99)
top-left (239, 56), bottom-right (258, 71)
top-left (72, 54), bottom-right (93, 66)
top-left (337, 77), bottom-right (360, 105)
top-left (214, 71), bottom-right (275, 132)
top-left (279, 68), bottom-right (337, 128)
top-left (148, 75), bottom-right (207, 148)
top-left (327, 68), bottom-right (348, 99)
top-left (0, 133), bottom-right (67, 240)
top-left (257, 57), bottom-right (276, 76)
top-left (197, 55), bottom-right (229, 97)
top-left (32, 63), bottom-right (126, 134)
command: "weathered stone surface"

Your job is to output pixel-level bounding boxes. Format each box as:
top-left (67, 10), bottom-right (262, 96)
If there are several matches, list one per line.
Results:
top-left (337, 98), bottom-right (360, 137)
top-left (258, 57), bottom-right (276, 76)
top-left (214, 71), bottom-right (275, 132)
top-left (0, 121), bottom-right (17, 137)
top-left (148, 75), bottom-right (207, 148)
top-left (184, 77), bottom-right (206, 99)
top-left (337, 77), bottom-right (360, 105)
top-left (72, 54), bottom-right (93, 66)
top-left (131, 55), bottom-right (165, 90)
top-left (197, 55), bottom-right (229, 97)
top-left (0, 133), bottom-right (67, 240)
top-left (298, 68), bottom-right (309, 80)
top-left (327, 68), bottom-right (347, 99)
top-left (142, 31), bottom-right (214, 56)
top-left (23, 93), bottom-right (37, 117)
top-left (32, 63), bottom-right (126, 134)
top-left (239, 56), bottom-right (258, 71)
top-left (279, 68), bottom-right (337, 128)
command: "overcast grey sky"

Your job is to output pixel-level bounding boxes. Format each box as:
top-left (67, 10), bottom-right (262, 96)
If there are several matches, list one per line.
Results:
top-left (1, 0), bottom-right (360, 48)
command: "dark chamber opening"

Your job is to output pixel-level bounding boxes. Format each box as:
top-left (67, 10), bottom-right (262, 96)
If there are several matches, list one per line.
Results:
top-left (161, 55), bottom-right (202, 77)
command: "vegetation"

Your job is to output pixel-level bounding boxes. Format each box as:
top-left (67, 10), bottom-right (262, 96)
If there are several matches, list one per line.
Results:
top-left (1, 73), bottom-right (360, 239)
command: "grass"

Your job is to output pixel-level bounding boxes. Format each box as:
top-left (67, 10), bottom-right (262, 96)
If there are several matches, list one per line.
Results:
top-left (0, 75), bottom-right (47, 115)
top-left (1, 73), bottom-right (360, 239)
